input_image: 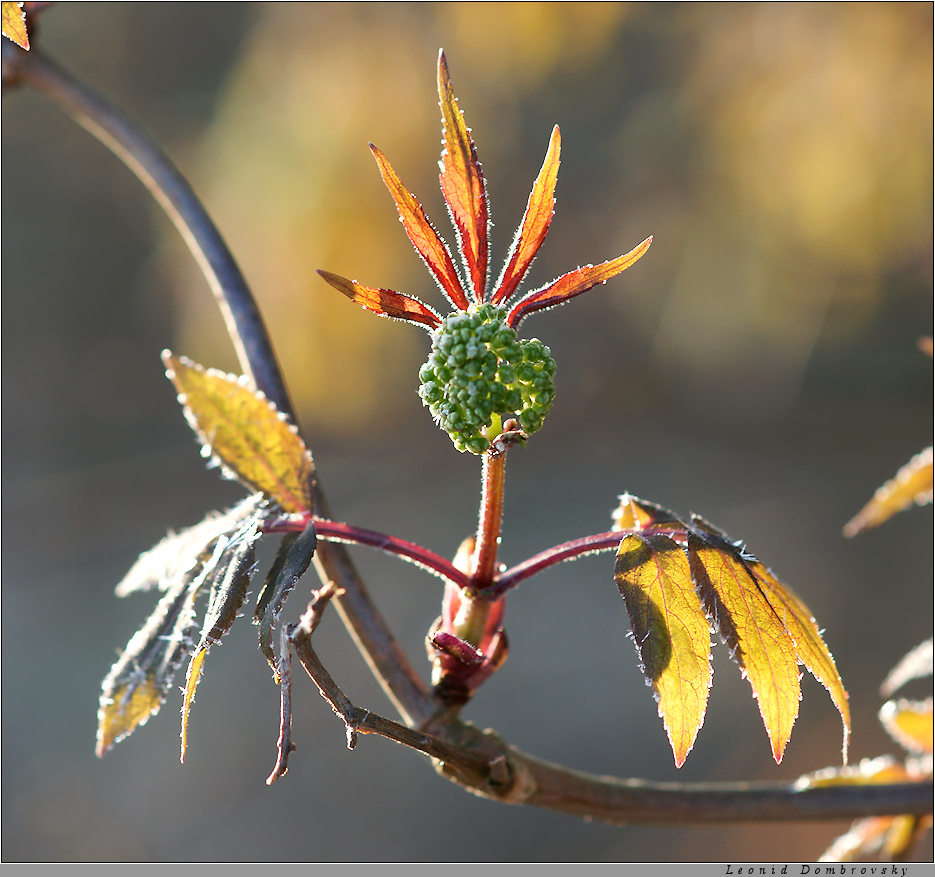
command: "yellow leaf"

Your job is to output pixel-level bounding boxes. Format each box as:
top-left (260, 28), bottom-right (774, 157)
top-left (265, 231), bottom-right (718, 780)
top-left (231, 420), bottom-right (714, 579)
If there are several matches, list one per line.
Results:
top-left (797, 757), bottom-right (933, 862)
top-left (611, 493), bottom-right (685, 533)
top-left (96, 679), bottom-right (163, 757)
top-left (844, 446), bottom-right (933, 537)
top-left (180, 649), bottom-right (208, 763)
top-left (879, 698), bottom-right (934, 755)
top-left (1, 2), bottom-right (29, 50)
top-left (797, 754), bottom-right (911, 789)
top-left (615, 534), bottom-right (711, 767)
top-left (689, 533), bottom-right (801, 763)
top-left (748, 560), bottom-right (850, 762)
top-left (96, 574), bottom-right (204, 757)
top-left (163, 352), bottom-right (314, 513)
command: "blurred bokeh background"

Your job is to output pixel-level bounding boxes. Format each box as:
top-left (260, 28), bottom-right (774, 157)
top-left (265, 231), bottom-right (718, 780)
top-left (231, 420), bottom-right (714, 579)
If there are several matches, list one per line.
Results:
top-left (3, 2), bottom-right (931, 862)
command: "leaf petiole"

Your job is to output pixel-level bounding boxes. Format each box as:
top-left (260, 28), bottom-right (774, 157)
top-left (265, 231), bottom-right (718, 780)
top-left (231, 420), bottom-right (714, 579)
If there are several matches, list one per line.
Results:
top-left (265, 515), bottom-right (471, 590)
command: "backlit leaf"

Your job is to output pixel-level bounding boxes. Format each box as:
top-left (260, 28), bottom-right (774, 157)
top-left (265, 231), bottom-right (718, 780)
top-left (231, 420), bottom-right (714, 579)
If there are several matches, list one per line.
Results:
top-left (254, 519), bottom-right (318, 679)
top-left (492, 125), bottom-right (561, 305)
top-left (506, 236), bottom-right (653, 328)
top-left (688, 530), bottom-right (801, 763)
top-left (747, 559), bottom-right (850, 762)
top-left (2, 2), bottom-right (28, 50)
top-left (317, 270), bottom-right (442, 329)
top-left (179, 512), bottom-right (263, 761)
top-left (615, 534), bottom-right (711, 767)
top-left (437, 50), bottom-right (489, 303)
top-left (114, 495), bottom-right (265, 596)
top-left (180, 513), bottom-right (262, 760)
top-left (844, 446), bottom-right (933, 537)
top-left (881, 638), bottom-right (933, 698)
top-left (99, 501), bottom-right (268, 758)
top-left (879, 698), bottom-right (934, 755)
top-left (796, 756), bottom-right (932, 862)
top-left (798, 754), bottom-right (914, 789)
top-left (97, 574), bottom-right (203, 756)
top-left (611, 493), bottom-right (686, 534)
top-left (369, 145), bottom-right (469, 311)
top-left (180, 650), bottom-right (207, 763)
top-left (163, 352), bottom-right (314, 513)
top-left (819, 814), bottom-right (925, 863)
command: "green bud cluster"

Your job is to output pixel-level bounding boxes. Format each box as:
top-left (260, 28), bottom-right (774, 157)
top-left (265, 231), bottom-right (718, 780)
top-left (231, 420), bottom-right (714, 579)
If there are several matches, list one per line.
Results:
top-left (418, 304), bottom-right (556, 454)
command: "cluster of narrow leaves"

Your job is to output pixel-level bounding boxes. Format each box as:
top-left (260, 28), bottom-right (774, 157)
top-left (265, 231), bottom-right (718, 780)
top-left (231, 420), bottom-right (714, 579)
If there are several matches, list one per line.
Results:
top-left (97, 353), bottom-right (318, 760)
top-left (318, 51), bottom-right (651, 453)
top-left (611, 493), bottom-right (850, 768)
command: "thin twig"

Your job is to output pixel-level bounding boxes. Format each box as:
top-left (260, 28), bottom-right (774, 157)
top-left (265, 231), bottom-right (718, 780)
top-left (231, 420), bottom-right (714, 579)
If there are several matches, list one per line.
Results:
top-left (266, 623), bottom-right (297, 785)
top-left (289, 616), bottom-right (933, 823)
top-left (11, 38), bottom-right (931, 831)
top-left (6, 42), bottom-right (436, 728)
top-left (290, 615), bottom-right (496, 779)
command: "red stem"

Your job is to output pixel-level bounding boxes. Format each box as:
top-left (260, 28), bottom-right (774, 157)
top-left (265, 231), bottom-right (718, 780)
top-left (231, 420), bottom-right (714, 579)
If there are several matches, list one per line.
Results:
top-left (491, 527), bottom-right (688, 597)
top-left (470, 448), bottom-right (507, 589)
top-left (265, 515), bottom-right (470, 590)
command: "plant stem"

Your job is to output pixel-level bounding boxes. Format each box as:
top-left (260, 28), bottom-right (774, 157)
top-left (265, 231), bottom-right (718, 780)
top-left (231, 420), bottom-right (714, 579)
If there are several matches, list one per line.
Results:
top-left (471, 446), bottom-right (508, 590)
top-left (266, 516), bottom-right (470, 590)
top-left (6, 42), bottom-right (436, 728)
top-left (4, 42), bottom-right (293, 417)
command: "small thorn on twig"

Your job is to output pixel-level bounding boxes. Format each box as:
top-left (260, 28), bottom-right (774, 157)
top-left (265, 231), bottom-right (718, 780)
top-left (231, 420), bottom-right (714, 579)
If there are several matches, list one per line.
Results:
top-left (488, 754), bottom-right (511, 789)
top-left (298, 580), bottom-right (344, 636)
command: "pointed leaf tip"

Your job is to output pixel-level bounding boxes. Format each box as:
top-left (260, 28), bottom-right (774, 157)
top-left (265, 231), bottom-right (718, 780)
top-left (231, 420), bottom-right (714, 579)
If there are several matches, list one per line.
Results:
top-left (843, 446), bottom-right (933, 537)
top-left (2, 2), bottom-right (29, 50)
top-left (615, 534), bottom-right (711, 767)
top-left (688, 531), bottom-right (801, 764)
top-left (367, 146), bottom-right (469, 310)
top-left (437, 50), bottom-right (490, 303)
top-left (507, 235), bottom-right (653, 328)
top-left (493, 125), bottom-right (562, 306)
top-left (163, 352), bottom-right (314, 513)
top-left (318, 270), bottom-right (443, 329)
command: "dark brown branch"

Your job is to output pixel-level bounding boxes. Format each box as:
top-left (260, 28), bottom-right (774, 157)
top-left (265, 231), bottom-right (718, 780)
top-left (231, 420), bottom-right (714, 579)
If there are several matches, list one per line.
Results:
top-left (3, 42), bottom-right (293, 417)
top-left (266, 622), bottom-right (297, 785)
top-left (5, 42), bottom-right (436, 728)
top-left (289, 598), bottom-right (492, 779)
top-left (289, 590), bottom-right (933, 825)
top-left (505, 750), bottom-right (933, 824)
top-left (11, 38), bottom-right (930, 832)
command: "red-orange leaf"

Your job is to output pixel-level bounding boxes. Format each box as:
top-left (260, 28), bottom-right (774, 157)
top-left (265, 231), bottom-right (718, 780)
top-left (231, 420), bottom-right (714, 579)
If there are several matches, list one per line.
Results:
top-left (492, 125), bottom-right (561, 305)
top-left (844, 446), bottom-right (933, 537)
top-left (747, 559), bottom-right (850, 763)
top-left (689, 532), bottom-right (801, 763)
top-left (437, 50), bottom-right (489, 303)
top-left (1, 2), bottom-right (29, 50)
top-left (317, 270), bottom-right (442, 329)
top-left (615, 534), bottom-right (711, 767)
top-left (164, 353), bottom-right (314, 513)
top-left (369, 145), bottom-right (469, 311)
top-left (507, 236), bottom-right (653, 328)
